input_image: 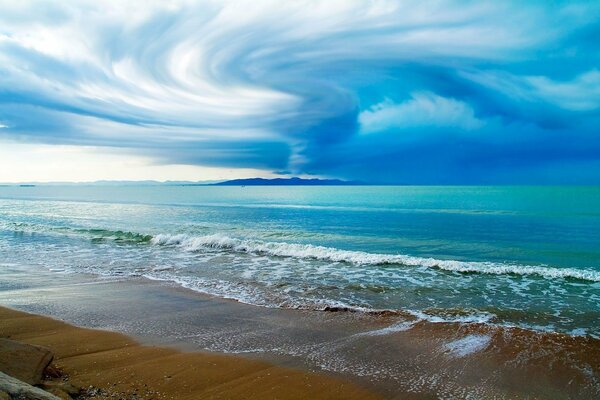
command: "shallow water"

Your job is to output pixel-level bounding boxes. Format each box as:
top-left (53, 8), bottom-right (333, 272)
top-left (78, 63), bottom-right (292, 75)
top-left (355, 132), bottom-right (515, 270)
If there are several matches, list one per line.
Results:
top-left (0, 185), bottom-right (599, 337)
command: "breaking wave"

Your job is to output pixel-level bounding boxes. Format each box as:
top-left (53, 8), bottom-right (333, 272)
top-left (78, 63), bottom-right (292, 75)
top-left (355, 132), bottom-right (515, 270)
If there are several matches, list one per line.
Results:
top-left (3, 220), bottom-right (599, 283)
top-left (151, 233), bottom-right (600, 283)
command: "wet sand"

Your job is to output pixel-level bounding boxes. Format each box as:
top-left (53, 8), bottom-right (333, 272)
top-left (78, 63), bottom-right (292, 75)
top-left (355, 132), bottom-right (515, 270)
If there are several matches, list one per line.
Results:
top-left (0, 306), bottom-right (381, 400)
top-left (1, 265), bottom-right (600, 399)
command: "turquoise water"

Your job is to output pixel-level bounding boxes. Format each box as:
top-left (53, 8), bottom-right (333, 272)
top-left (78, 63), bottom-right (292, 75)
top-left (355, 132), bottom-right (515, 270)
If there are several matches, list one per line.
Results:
top-left (1, 185), bottom-right (599, 336)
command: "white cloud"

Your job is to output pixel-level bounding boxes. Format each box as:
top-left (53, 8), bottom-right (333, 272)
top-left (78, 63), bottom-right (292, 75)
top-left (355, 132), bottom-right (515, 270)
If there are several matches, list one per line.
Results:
top-left (0, 0), bottom-right (563, 138)
top-left (463, 69), bottom-right (600, 111)
top-left (526, 70), bottom-right (600, 111)
top-left (359, 92), bottom-right (484, 134)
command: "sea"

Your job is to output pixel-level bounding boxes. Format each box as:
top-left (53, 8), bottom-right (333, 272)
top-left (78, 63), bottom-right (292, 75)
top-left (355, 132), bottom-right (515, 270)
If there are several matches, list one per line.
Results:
top-left (1, 185), bottom-right (599, 339)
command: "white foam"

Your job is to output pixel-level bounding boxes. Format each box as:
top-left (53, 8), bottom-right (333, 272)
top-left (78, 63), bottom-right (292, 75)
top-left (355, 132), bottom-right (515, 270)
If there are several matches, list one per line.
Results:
top-left (151, 265), bottom-right (174, 272)
top-left (443, 334), bottom-right (491, 357)
top-left (356, 321), bottom-right (417, 336)
top-left (408, 310), bottom-right (496, 324)
top-left (151, 233), bottom-right (600, 282)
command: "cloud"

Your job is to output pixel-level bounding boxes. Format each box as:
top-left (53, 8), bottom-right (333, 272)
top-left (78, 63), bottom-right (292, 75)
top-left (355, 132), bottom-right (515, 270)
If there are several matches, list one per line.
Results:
top-left (359, 93), bottom-right (484, 134)
top-left (462, 69), bottom-right (600, 112)
top-left (0, 0), bottom-right (599, 182)
top-left (526, 70), bottom-right (600, 111)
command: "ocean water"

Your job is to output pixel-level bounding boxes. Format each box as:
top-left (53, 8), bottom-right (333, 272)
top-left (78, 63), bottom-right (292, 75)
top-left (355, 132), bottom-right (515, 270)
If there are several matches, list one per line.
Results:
top-left (1, 185), bottom-right (599, 337)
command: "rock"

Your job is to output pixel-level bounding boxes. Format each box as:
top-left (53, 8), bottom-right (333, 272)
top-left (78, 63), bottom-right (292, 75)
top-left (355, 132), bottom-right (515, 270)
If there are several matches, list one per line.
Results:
top-left (0, 371), bottom-right (61, 400)
top-left (45, 387), bottom-right (72, 400)
top-left (43, 365), bottom-right (63, 380)
top-left (0, 338), bottom-right (54, 385)
top-left (39, 381), bottom-right (80, 397)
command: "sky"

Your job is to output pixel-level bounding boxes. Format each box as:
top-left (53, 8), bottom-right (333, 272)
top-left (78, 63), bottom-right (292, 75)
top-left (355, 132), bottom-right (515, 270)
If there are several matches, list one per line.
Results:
top-left (0, 0), bottom-right (599, 184)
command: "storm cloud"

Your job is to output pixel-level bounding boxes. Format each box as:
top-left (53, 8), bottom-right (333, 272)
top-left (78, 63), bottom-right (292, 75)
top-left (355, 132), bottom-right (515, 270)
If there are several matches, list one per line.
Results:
top-left (1, 0), bottom-right (599, 183)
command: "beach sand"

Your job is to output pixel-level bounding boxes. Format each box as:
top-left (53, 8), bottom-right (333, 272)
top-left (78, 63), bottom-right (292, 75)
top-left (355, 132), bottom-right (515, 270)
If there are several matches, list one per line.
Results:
top-left (2, 269), bottom-right (599, 399)
top-left (0, 306), bottom-right (382, 400)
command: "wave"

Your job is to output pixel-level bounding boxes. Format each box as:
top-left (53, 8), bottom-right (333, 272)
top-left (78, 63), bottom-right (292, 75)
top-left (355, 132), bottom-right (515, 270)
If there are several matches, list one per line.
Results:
top-left (78, 228), bottom-right (153, 243)
top-left (151, 233), bottom-right (600, 283)
top-left (2, 222), bottom-right (153, 243)
top-left (4, 220), bottom-right (599, 283)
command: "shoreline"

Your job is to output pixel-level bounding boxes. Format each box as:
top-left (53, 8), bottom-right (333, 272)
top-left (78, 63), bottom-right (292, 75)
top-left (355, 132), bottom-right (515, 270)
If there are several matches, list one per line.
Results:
top-left (0, 305), bottom-right (382, 400)
top-left (2, 266), bottom-right (600, 399)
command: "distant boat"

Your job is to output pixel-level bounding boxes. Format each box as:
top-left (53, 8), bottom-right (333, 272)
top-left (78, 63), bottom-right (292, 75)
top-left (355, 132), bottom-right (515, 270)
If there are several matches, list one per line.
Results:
top-left (19, 184), bottom-right (36, 187)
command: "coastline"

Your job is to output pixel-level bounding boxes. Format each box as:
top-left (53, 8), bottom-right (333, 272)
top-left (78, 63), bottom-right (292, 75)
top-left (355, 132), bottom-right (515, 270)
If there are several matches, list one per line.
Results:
top-left (1, 265), bottom-right (600, 399)
top-left (0, 305), bottom-right (381, 400)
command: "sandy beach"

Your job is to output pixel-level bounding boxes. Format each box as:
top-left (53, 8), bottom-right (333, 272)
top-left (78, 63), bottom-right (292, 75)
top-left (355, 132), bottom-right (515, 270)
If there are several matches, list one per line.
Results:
top-left (0, 305), bottom-right (383, 400)
top-left (1, 267), bottom-right (599, 399)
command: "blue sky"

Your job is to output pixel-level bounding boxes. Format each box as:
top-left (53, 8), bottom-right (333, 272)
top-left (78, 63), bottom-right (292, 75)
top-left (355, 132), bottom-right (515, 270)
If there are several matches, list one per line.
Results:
top-left (0, 0), bottom-right (599, 183)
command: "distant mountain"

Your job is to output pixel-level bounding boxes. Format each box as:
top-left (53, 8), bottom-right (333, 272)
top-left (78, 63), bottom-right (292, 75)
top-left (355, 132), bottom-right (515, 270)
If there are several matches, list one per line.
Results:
top-left (214, 177), bottom-right (366, 186)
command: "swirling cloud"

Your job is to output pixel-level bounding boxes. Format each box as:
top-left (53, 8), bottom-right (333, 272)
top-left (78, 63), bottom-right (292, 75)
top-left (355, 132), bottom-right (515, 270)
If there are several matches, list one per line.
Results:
top-left (359, 93), bottom-right (484, 134)
top-left (0, 0), bottom-right (599, 183)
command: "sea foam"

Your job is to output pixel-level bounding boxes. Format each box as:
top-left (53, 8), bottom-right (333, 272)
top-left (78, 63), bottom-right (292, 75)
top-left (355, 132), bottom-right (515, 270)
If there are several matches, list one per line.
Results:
top-left (443, 334), bottom-right (492, 357)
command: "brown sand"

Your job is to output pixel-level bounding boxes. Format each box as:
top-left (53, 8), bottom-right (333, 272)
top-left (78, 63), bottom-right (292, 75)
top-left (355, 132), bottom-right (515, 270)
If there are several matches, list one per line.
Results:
top-left (0, 306), bottom-right (381, 400)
